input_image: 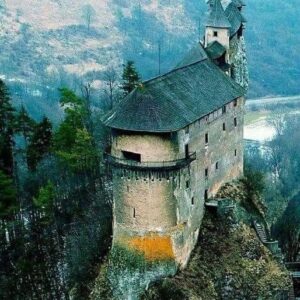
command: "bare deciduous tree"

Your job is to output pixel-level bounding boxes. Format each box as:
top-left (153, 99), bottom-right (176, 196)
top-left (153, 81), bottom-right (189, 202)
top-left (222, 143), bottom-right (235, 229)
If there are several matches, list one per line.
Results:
top-left (81, 4), bottom-right (96, 31)
top-left (103, 66), bottom-right (119, 110)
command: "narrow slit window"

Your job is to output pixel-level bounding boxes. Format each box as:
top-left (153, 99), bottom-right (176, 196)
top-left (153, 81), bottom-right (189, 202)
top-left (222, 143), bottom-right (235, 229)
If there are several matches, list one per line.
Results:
top-left (186, 180), bottom-right (190, 189)
top-left (205, 133), bottom-right (209, 144)
top-left (223, 123), bottom-right (226, 131)
top-left (191, 197), bottom-right (195, 205)
top-left (216, 161), bottom-right (219, 170)
top-left (133, 208), bottom-right (136, 218)
top-left (222, 105), bottom-right (226, 114)
top-left (204, 190), bottom-right (208, 200)
top-left (205, 168), bottom-right (209, 178)
top-left (234, 99), bottom-right (238, 107)
top-left (235, 149), bottom-right (237, 156)
top-left (234, 117), bottom-right (237, 127)
top-left (185, 144), bottom-right (189, 158)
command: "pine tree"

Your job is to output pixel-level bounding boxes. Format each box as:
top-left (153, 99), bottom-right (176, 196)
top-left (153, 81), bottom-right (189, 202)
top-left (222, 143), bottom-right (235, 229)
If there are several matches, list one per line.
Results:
top-left (15, 105), bottom-right (36, 145)
top-left (0, 170), bottom-right (17, 218)
top-left (27, 117), bottom-right (52, 171)
top-left (121, 61), bottom-right (141, 96)
top-left (0, 80), bottom-right (15, 175)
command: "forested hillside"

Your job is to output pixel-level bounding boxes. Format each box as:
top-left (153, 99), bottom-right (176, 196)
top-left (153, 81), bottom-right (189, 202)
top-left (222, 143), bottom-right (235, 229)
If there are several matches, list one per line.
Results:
top-left (0, 0), bottom-right (299, 121)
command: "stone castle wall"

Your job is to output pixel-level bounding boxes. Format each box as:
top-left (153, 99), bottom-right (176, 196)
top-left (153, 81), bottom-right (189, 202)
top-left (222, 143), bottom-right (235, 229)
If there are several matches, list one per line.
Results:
top-left (110, 96), bottom-right (244, 268)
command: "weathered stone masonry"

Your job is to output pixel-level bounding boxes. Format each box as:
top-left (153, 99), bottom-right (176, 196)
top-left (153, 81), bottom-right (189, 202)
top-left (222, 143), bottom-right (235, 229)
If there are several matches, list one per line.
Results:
top-left (103, 0), bottom-right (247, 271)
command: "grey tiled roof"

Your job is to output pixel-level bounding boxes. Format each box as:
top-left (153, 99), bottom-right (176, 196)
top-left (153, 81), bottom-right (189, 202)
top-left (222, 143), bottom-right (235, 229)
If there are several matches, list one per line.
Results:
top-left (206, 0), bottom-right (231, 29)
top-left (176, 42), bottom-right (208, 69)
top-left (205, 41), bottom-right (226, 60)
top-left (103, 44), bottom-right (244, 133)
top-left (232, 0), bottom-right (246, 8)
top-left (225, 2), bottom-right (246, 37)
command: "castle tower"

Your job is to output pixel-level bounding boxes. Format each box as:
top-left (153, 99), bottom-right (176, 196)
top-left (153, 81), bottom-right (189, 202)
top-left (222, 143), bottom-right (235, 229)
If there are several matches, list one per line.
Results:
top-left (204, 0), bottom-right (231, 51)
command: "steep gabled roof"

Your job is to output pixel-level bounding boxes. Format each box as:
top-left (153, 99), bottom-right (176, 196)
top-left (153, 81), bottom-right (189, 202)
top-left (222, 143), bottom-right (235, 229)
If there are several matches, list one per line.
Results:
top-left (225, 2), bottom-right (246, 37)
top-left (205, 41), bottom-right (226, 60)
top-left (103, 44), bottom-right (244, 133)
top-left (176, 42), bottom-right (208, 69)
top-left (206, 0), bottom-right (231, 29)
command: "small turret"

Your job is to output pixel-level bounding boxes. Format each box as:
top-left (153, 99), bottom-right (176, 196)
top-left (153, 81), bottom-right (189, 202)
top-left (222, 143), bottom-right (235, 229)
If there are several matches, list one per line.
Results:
top-left (204, 0), bottom-right (231, 50)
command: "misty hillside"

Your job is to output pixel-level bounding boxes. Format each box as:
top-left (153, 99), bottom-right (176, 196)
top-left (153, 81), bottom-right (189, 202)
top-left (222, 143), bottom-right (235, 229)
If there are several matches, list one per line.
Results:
top-left (0, 0), bottom-right (299, 119)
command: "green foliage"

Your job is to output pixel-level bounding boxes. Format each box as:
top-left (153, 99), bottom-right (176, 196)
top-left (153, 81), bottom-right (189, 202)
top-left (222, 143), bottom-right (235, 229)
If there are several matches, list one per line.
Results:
top-left (27, 117), bottom-right (52, 171)
top-left (56, 128), bottom-right (98, 172)
top-left (0, 79), bottom-right (15, 175)
top-left (274, 193), bottom-right (300, 262)
top-left (33, 181), bottom-right (55, 212)
top-left (15, 105), bottom-right (36, 142)
top-left (0, 170), bottom-right (17, 218)
top-left (121, 61), bottom-right (141, 95)
top-left (54, 88), bottom-right (99, 171)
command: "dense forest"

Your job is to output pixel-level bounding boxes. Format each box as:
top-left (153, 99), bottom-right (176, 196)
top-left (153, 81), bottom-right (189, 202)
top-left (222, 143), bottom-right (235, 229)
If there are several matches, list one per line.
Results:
top-left (0, 63), bottom-right (143, 299)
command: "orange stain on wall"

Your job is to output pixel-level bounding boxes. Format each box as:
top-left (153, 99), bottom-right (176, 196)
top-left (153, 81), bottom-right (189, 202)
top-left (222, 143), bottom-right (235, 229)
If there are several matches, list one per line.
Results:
top-left (128, 235), bottom-right (174, 261)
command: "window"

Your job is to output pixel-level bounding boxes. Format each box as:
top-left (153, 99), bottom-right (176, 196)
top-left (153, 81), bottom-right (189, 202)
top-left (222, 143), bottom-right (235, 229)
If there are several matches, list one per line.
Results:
top-left (204, 189), bottom-right (208, 200)
top-left (133, 208), bottom-right (136, 218)
top-left (205, 168), bottom-right (209, 178)
top-left (216, 161), bottom-right (219, 170)
top-left (223, 123), bottom-right (226, 131)
top-left (234, 117), bottom-right (237, 127)
top-left (122, 151), bottom-right (141, 162)
top-left (213, 31), bottom-right (218, 37)
top-left (205, 133), bottom-right (209, 144)
top-left (191, 197), bottom-right (195, 205)
top-left (235, 149), bottom-right (237, 157)
top-left (185, 144), bottom-right (189, 158)
top-left (185, 126), bottom-right (189, 134)
top-left (233, 99), bottom-right (238, 107)
top-left (222, 105), bottom-right (227, 114)
top-left (186, 180), bottom-right (190, 189)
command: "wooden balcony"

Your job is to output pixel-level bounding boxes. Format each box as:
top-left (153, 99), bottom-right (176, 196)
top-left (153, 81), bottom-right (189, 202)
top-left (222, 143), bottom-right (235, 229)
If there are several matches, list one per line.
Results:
top-left (104, 152), bottom-right (196, 171)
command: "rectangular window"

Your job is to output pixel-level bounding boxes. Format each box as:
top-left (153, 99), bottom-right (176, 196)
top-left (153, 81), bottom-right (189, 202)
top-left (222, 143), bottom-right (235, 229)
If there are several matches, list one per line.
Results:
top-left (233, 99), bottom-right (238, 107)
top-left (122, 151), bottom-right (141, 162)
top-left (213, 31), bottom-right (218, 37)
top-left (133, 208), bottom-right (136, 218)
top-left (235, 149), bottom-right (237, 156)
top-left (222, 105), bottom-right (227, 114)
top-left (223, 123), bottom-right (226, 131)
top-left (204, 190), bottom-right (208, 200)
top-left (186, 180), bottom-right (190, 189)
top-left (205, 133), bottom-right (209, 144)
top-left (216, 162), bottom-right (219, 170)
top-left (185, 144), bottom-right (189, 158)
top-left (234, 117), bottom-right (237, 127)
top-left (205, 168), bottom-right (209, 178)
top-left (191, 197), bottom-right (195, 205)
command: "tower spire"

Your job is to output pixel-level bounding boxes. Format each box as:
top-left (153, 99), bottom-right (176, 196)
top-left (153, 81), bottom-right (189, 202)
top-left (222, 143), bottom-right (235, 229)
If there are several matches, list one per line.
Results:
top-left (206, 0), bottom-right (231, 29)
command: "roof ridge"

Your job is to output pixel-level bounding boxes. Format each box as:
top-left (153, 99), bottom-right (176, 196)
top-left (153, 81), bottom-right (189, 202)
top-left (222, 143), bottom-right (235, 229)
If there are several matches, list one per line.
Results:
top-left (144, 57), bottom-right (208, 86)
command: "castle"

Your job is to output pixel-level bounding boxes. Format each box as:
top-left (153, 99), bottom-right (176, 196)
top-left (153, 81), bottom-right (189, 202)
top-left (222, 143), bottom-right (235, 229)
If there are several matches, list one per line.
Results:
top-left (103, 0), bottom-right (247, 268)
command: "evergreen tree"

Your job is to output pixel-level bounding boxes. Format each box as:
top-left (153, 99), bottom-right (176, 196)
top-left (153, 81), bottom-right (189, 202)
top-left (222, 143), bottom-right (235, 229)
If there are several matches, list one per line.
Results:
top-left (15, 105), bottom-right (36, 145)
top-left (0, 79), bottom-right (15, 175)
top-left (121, 61), bottom-right (141, 96)
top-left (54, 88), bottom-right (99, 172)
top-left (0, 170), bottom-right (17, 218)
top-left (27, 117), bottom-right (52, 171)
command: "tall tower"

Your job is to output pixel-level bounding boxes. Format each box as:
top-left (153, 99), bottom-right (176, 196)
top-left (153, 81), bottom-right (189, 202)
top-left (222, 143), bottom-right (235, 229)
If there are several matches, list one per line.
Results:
top-left (204, 0), bottom-right (231, 50)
